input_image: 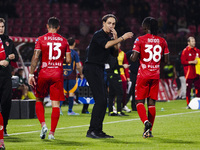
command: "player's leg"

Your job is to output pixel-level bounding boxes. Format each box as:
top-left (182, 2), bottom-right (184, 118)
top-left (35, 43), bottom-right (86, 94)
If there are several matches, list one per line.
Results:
top-left (35, 98), bottom-right (45, 126)
top-left (49, 100), bottom-right (60, 139)
top-left (136, 99), bottom-right (152, 138)
top-left (68, 80), bottom-right (79, 115)
top-left (186, 78), bottom-right (193, 107)
top-left (135, 99), bottom-right (148, 123)
top-left (35, 97), bottom-right (48, 139)
top-left (147, 79), bottom-right (159, 137)
top-left (135, 77), bottom-right (152, 138)
top-left (147, 98), bottom-right (156, 137)
top-left (49, 78), bottom-right (65, 139)
top-left (135, 77), bottom-right (149, 123)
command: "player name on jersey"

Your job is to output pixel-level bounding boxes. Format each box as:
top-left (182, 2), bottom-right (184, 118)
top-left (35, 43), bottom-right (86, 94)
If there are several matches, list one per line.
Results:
top-left (147, 38), bottom-right (160, 43)
top-left (44, 36), bottom-right (63, 41)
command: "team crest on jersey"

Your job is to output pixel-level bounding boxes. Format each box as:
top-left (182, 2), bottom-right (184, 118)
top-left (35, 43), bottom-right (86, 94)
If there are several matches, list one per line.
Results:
top-left (134, 38), bottom-right (139, 43)
top-left (35, 39), bottom-right (39, 44)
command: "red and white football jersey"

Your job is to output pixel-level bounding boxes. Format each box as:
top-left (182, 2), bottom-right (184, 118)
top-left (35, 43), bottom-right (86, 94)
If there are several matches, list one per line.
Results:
top-left (133, 33), bottom-right (169, 79)
top-left (34, 33), bottom-right (70, 78)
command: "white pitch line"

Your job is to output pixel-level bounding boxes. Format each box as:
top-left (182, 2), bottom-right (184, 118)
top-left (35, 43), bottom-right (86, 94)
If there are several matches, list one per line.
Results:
top-left (8, 110), bottom-right (200, 136)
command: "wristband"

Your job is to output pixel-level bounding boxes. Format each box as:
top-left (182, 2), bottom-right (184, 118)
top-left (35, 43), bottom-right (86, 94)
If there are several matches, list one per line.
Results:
top-left (5, 57), bottom-right (10, 62)
top-left (29, 74), bottom-right (34, 77)
top-left (121, 36), bottom-right (124, 41)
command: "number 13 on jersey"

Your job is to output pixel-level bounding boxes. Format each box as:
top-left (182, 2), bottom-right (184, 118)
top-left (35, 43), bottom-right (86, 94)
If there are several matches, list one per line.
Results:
top-left (47, 42), bottom-right (61, 60)
top-left (143, 44), bottom-right (162, 62)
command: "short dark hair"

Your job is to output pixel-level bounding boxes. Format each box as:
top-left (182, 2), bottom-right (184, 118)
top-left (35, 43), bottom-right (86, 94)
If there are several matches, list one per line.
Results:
top-left (67, 37), bottom-right (75, 46)
top-left (0, 18), bottom-right (5, 24)
top-left (142, 17), bottom-right (158, 35)
top-left (47, 17), bottom-right (60, 29)
top-left (102, 14), bottom-right (117, 23)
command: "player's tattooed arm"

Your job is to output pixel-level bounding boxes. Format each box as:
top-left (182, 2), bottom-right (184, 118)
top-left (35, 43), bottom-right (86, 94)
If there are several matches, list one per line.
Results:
top-left (30, 50), bottom-right (41, 74)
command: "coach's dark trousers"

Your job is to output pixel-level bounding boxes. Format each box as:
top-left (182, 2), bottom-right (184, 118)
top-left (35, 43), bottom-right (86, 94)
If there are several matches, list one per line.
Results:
top-left (0, 77), bottom-right (12, 132)
top-left (83, 63), bottom-right (107, 132)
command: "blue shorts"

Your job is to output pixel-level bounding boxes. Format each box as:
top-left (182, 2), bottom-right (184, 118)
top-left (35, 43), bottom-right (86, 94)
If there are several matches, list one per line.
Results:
top-left (63, 79), bottom-right (78, 94)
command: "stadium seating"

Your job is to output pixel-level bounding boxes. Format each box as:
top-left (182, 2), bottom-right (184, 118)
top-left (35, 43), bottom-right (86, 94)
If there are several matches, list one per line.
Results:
top-left (22, 26), bottom-right (31, 37)
top-left (12, 26), bottom-right (22, 36)
top-left (14, 19), bottom-right (23, 27)
top-left (188, 25), bottom-right (196, 35)
top-left (198, 25), bottom-right (200, 34)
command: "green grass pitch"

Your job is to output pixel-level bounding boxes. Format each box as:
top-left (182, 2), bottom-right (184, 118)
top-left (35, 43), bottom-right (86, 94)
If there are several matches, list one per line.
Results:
top-left (5, 100), bottom-right (200, 150)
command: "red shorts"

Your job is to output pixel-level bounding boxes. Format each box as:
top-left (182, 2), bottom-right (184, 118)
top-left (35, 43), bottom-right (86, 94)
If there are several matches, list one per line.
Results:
top-left (135, 77), bottom-right (159, 100)
top-left (35, 76), bottom-right (65, 101)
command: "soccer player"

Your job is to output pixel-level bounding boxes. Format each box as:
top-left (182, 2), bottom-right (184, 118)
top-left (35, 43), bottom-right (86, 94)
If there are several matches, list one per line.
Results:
top-left (130, 17), bottom-right (169, 138)
top-left (28, 17), bottom-right (71, 140)
top-left (60, 37), bottom-right (84, 115)
top-left (181, 37), bottom-right (200, 108)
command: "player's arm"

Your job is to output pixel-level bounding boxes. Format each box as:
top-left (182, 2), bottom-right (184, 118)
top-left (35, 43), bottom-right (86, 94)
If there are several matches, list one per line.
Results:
top-left (28, 50), bottom-right (41, 87)
top-left (164, 53), bottom-right (169, 64)
top-left (130, 51), bottom-right (139, 62)
top-left (76, 62), bottom-right (84, 80)
top-left (65, 52), bottom-right (72, 64)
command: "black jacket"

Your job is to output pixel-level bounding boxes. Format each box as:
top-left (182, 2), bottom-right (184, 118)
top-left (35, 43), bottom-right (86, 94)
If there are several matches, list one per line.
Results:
top-left (106, 55), bottom-right (120, 74)
top-left (0, 34), bottom-right (19, 78)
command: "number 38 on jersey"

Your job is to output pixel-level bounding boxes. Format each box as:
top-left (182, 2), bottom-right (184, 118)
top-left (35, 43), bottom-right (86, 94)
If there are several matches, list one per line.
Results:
top-left (143, 44), bottom-right (162, 62)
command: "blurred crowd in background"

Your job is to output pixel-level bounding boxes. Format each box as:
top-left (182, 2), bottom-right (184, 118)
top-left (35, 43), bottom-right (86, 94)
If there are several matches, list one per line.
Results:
top-left (0, 0), bottom-right (200, 66)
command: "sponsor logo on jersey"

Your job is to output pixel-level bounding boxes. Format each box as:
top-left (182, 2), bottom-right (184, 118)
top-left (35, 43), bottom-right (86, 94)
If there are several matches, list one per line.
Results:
top-left (141, 64), bottom-right (146, 69)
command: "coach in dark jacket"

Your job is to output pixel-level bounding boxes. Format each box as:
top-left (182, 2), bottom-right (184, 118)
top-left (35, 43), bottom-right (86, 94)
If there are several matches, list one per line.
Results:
top-left (83, 14), bottom-right (133, 139)
top-left (0, 18), bottom-right (19, 136)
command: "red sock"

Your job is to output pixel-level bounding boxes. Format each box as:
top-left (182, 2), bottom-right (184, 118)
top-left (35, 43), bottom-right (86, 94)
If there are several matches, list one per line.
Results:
top-left (0, 113), bottom-right (3, 140)
top-left (186, 97), bottom-right (190, 105)
top-left (148, 105), bottom-right (156, 131)
top-left (136, 103), bottom-right (148, 124)
top-left (51, 107), bottom-right (60, 133)
top-left (35, 102), bottom-right (45, 126)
